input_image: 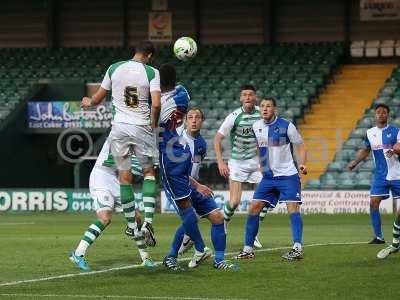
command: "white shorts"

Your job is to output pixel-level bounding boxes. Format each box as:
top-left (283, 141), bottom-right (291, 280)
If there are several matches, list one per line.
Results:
top-left (89, 166), bottom-right (121, 212)
top-left (228, 158), bottom-right (262, 183)
top-left (108, 122), bottom-right (157, 171)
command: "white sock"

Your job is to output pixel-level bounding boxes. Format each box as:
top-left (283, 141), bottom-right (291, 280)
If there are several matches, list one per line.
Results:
top-left (75, 240), bottom-right (90, 257)
top-left (138, 249), bottom-right (149, 262)
top-left (243, 245), bottom-right (253, 253)
top-left (293, 242), bottom-right (302, 251)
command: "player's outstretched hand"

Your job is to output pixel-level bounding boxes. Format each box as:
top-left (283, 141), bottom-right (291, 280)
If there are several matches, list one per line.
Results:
top-left (299, 164), bottom-right (307, 175)
top-left (81, 97), bottom-right (93, 109)
top-left (347, 160), bottom-right (357, 171)
top-left (197, 184), bottom-right (213, 198)
top-left (218, 162), bottom-right (230, 178)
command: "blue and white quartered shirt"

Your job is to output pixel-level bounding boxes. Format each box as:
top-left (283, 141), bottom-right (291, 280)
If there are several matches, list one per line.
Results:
top-left (364, 125), bottom-right (400, 181)
top-left (253, 117), bottom-right (303, 178)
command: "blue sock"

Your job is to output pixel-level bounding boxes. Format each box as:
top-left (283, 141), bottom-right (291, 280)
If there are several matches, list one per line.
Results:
top-left (290, 212), bottom-right (303, 244)
top-left (245, 214), bottom-right (260, 247)
top-left (211, 223), bottom-right (226, 263)
top-left (370, 208), bottom-right (383, 239)
top-left (168, 225), bottom-right (185, 258)
top-left (179, 207), bottom-right (205, 252)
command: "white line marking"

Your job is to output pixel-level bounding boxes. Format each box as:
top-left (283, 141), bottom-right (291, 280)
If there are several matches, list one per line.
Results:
top-left (0, 294), bottom-right (245, 300)
top-left (0, 241), bottom-right (367, 287)
top-left (0, 222), bottom-right (35, 226)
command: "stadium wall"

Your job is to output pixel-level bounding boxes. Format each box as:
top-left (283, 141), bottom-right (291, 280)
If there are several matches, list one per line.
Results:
top-left (0, 189), bottom-right (393, 214)
top-left (1, 0), bottom-right (399, 48)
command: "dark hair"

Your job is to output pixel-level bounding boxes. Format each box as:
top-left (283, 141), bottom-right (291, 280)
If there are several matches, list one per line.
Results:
top-left (261, 96), bottom-right (277, 107)
top-left (187, 107), bottom-right (205, 120)
top-left (375, 103), bottom-right (390, 113)
top-left (160, 63), bottom-right (176, 89)
top-left (134, 40), bottom-right (156, 55)
top-left (240, 84), bottom-right (256, 92)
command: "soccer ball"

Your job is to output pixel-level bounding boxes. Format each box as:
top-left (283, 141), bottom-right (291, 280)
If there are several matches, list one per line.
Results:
top-left (173, 37), bottom-right (197, 61)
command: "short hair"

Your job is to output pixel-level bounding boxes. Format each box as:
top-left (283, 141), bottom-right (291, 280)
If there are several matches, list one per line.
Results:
top-left (375, 103), bottom-right (390, 113)
top-left (261, 96), bottom-right (277, 107)
top-left (187, 107), bottom-right (205, 120)
top-left (160, 63), bottom-right (176, 89)
top-left (240, 84), bottom-right (256, 92)
top-left (134, 40), bottom-right (156, 55)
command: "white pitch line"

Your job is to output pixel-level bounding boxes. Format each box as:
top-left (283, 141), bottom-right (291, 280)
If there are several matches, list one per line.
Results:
top-left (0, 241), bottom-right (366, 288)
top-left (0, 222), bottom-right (35, 226)
top-left (0, 294), bottom-right (246, 300)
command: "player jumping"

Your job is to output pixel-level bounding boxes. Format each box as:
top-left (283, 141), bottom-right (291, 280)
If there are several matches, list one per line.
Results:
top-left (80, 40), bottom-right (160, 248)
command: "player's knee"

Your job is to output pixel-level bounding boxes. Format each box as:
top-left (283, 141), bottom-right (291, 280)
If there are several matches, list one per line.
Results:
top-left (249, 201), bottom-right (264, 215)
top-left (143, 167), bottom-right (155, 178)
top-left (97, 215), bottom-right (112, 227)
top-left (287, 203), bottom-right (300, 214)
top-left (370, 199), bottom-right (381, 209)
top-left (208, 210), bottom-right (224, 224)
top-left (119, 171), bottom-right (132, 184)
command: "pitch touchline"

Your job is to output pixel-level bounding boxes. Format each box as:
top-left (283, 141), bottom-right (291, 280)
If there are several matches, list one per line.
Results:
top-left (0, 294), bottom-right (246, 300)
top-left (0, 222), bottom-right (35, 226)
top-left (0, 241), bottom-right (367, 287)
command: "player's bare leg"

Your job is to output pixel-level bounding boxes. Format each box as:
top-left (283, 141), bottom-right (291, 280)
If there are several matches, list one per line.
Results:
top-left (369, 196), bottom-right (385, 244)
top-left (223, 180), bottom-right (242, 227)
top-left (282, 203), bottom-right (304, 261)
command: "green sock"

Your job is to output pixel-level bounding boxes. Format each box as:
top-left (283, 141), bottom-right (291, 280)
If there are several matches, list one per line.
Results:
top-left (75, 219), bottom-right (107, 256)
top-left (142, 176), bottom-right (156, 224)
top-left (120, 184), bottom-right (136, 229)
top-left (224, 202), bottom-right (235, 222)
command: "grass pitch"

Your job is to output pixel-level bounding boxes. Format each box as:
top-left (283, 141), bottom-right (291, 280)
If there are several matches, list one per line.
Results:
top-left (0, 213), bottom-right (399, 300)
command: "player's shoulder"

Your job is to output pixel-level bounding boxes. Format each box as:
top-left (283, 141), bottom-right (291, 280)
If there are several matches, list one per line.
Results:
top-left (196, 134), bottom-right (207, 146)
top-left (253, 118), bottom-right (264, 129)
top-left (276, 117), bottom-right (292, 128)
top-left (366, 126), bottom-right (378, 135)
top-left (107, 60), bottom-right (130, 77)
top-left (228, 107), bottom-right (243, 118)
top-left (387, 124), bottom-right (399, 131)
top-left (142, 63), bottom-right (159, 81)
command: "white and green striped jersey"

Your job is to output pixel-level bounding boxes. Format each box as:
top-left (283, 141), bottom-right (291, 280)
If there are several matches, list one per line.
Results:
top-left (96, 139), bottom-right (143, 176)
top-left (101, 60), bottom-right (160, 126)
top-left (217, 106), bottom-right (260, 161)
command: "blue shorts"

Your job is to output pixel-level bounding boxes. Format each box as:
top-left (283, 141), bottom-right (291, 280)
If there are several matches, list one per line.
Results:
top-left (253, 174), bottom-right (302, 208)
top-left (159, 144), bottom-right (192, 201)
top-left (370, 178), bottom-right (400, 199)
top-left (190, 188), bottom-right (219, 218)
